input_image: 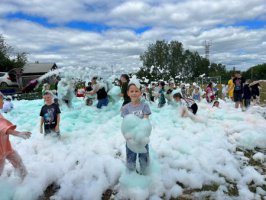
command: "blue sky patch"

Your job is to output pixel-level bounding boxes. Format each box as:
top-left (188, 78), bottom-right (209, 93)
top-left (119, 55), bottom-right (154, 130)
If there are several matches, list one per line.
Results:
top-left (134, 26), bottom-right (152, 34)
top-left (5, 12), bottom-right (153, 34)
top-left (65, 21), bottom-right (110, 32)
top-left (6, 12), bottom-right (58, 28)
top-left (233, 20), bottom-right (266, 29)
top-left (216, 19), bottom-right (266, 29)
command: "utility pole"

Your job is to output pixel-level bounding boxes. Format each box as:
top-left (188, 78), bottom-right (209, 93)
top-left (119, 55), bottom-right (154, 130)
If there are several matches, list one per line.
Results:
top-left (204, 40), bottom-right (212, 63)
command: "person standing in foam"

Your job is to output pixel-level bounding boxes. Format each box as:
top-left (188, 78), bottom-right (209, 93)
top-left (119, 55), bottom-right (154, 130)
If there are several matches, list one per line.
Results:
top-left (0, 92), bottom-right (31, 180)
top-left (121, 79), bottom-right (152, 175)
top-left (2, 96), bottom-right (14, 113)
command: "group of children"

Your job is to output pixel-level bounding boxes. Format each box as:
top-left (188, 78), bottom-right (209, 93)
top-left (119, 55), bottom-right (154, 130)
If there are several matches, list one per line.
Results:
top-left (0, 72), bottom-right (265, 180)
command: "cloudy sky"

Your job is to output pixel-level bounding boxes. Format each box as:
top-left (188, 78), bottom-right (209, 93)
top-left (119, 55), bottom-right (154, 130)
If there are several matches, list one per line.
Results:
top-left (1, 0), bottom-right (266, 74)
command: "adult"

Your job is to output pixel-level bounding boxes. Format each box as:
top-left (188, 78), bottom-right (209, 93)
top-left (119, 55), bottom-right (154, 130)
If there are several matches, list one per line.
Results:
top-left (87, 77), bottom-right (108, 109)
top-left (227, 74), bottom-right (235, 101)
top-left (233, 72), bottom-right (245, 109)
top-left (119, 74), bottom-right (130, 106)
top-left (250, 80), bottom-right (260, 105)
top-left (205, 82), bottom-right (215, 103)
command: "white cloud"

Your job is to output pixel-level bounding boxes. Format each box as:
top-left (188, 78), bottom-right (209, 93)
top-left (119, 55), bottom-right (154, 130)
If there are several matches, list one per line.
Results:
top-left (0, 0), bottom-right (266, 72)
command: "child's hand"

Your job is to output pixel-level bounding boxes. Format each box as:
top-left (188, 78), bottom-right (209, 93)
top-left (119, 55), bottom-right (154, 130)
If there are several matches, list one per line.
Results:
top-left (19, 132), bottom-right (31, 139)
top-left (55, 125), bottom-right (59, 133)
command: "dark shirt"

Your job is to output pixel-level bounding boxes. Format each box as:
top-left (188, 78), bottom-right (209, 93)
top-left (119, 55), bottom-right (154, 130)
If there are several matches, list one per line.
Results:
top-left (85, 86), bottom-right (93, 92)
top-left (250, 83), bottom-right (260, 96)
top-left (233, 77), bottom-right (245, 93)
top-left (243, 84), bottom-right (251, 99)
top-left (97, 87), bottom-right (107, 100)
top-left (40, 103), bottom-right (61, 131)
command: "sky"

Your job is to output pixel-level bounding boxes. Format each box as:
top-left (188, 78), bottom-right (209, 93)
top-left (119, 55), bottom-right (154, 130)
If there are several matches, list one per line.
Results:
top-left (1, 0), bottom-right (266, 74)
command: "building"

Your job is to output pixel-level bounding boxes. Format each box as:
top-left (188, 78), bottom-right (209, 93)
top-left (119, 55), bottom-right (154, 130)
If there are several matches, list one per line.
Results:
top-left (9, 62), bottom-right (58, 88)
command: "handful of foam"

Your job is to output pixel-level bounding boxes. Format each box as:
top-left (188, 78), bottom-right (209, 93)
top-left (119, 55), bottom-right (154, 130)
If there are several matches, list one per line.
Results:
top-left (121, 114), bottom-right (152, 153)
top-left (108, 86), bottom-right (121, 102)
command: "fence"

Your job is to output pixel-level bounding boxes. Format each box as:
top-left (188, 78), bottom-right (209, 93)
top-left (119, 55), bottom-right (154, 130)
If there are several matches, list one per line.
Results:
top-left (195, 76), bottom-right (221, 87)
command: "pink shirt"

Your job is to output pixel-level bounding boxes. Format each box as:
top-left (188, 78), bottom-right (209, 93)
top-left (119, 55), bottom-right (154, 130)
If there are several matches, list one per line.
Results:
top-left (0, 114), bottom-right (16, 157)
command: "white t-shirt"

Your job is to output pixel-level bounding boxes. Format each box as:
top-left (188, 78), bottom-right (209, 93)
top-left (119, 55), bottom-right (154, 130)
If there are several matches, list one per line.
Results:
top-left (2, 101), bottom-right (13, 113)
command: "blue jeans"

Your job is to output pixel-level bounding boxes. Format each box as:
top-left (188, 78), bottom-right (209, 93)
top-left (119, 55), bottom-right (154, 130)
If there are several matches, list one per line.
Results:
top-left (126, 143), bottom-right (149, 174)
top-left (97, 97), bottom-right (108, 109)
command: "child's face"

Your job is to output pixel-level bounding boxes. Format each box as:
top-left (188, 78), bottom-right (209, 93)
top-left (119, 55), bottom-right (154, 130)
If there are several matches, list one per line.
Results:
top-left (174, 97), bottom-right (181, 102)
top-left (43, 94), bottom-right (53, 104)
top-left (127, 85), bottom-right (141, 102)
top-left (214, 102), bottom-right (219, 107)
top-left (120, 76), bottom-right (126, 83)
top-left (0, 97), bottom-right (3, 109)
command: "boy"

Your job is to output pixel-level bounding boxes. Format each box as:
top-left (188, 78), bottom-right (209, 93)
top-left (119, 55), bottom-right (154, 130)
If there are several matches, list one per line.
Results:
top-left (40, 92), bottom-right (61, 137)
top-left (0, 92), bottom-right (31, 179)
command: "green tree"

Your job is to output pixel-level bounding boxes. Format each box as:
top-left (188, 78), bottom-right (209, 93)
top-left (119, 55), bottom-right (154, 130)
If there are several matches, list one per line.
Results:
top-left (243, 63), bottom-right (266, 80)
top-left (0, 34), bottom-right (27, 72)
top-left (137, 40), bottom-right (210, 82)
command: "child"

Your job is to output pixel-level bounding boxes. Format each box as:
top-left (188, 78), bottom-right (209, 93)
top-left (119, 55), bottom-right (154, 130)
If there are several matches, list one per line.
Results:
top-left (119, 74), bottom-right (131, 106)
top-left (205, 82), bottom-right (215, 103)
top-left (228, 75), bottom-right (235, 101)
top-left (212, 100), bottom-right (220, 108)
top-left (40, 92), bottom-right (61, 137)
top-left (0, 92), bottom-right (31, 179)
top-left (2, 96), bottom-right (14, 113)
top-left (42, 83), bottom-right (50, 96)
top-left (121, 82), bottom-right (151, 175)
top-left (158, 81), bottom-right (166, 108)
top-left (173, 93), bottom-right (198, 117)
top-left (192, 87), bottom-right (201, 102)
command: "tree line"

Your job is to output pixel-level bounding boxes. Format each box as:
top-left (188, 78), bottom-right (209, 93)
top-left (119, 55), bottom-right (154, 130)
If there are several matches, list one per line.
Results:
top-left (136, 40), bottom-right (266, 83)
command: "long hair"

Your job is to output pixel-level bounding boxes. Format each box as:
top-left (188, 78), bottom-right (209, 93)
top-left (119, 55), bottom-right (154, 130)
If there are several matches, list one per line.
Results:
top-left (173, 92), bottom-right (182, 99)
top-left (121, 74), bottom-right (130, 82)
top-left (207, 82), bottom-right (213, 88)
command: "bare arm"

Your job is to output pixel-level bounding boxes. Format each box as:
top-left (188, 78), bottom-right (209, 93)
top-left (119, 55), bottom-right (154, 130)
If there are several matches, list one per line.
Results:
top-left (55, 114), bottom-right (60, 132)
top-left (144, 115), bottom-right (149, 119)
top-left (7, 129), bottom-right (31, 139)
top-left (87, 85), bottom-right (99, 95)
top-left (40, 117), bottom-right (44, 133)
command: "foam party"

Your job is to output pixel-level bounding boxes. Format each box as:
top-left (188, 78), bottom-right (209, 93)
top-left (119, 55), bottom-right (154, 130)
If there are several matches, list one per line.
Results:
top-left (0, 66), bottom-right (265, 200)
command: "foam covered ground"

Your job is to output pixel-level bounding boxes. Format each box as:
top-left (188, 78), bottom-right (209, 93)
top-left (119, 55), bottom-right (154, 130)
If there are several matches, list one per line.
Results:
top-left (0, 98), bottom-right (265, 200)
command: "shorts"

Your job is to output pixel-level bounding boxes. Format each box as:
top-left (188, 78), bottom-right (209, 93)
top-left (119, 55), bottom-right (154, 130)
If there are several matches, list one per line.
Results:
top-left (189, 103), bottom-right (198, 115)
top-left (234, 92), bottom-right (243, 102)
